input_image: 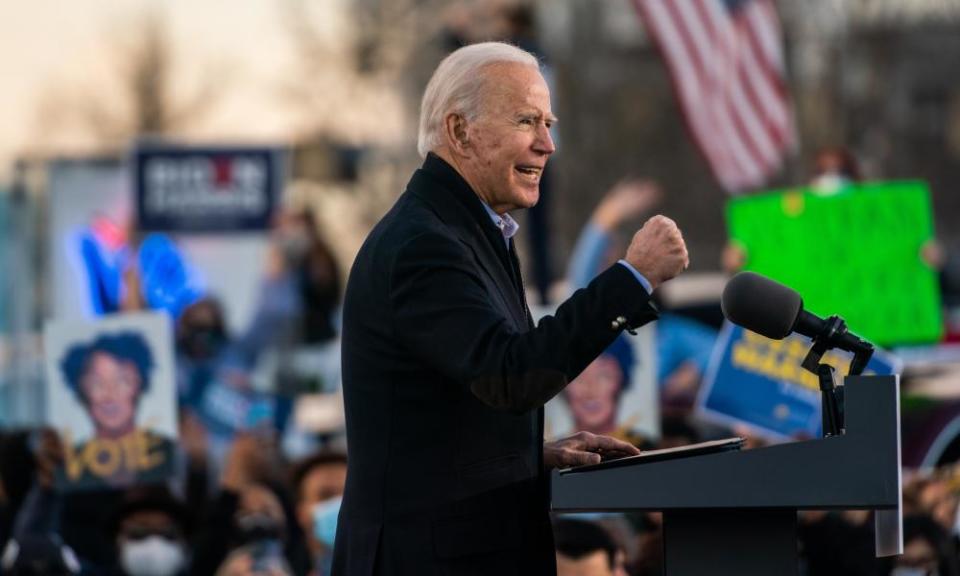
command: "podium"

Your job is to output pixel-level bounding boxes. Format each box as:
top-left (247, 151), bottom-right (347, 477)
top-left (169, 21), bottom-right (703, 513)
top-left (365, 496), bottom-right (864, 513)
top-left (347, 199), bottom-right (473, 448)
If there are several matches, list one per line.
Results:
top-left (551, 375), bottom-right (902, 576)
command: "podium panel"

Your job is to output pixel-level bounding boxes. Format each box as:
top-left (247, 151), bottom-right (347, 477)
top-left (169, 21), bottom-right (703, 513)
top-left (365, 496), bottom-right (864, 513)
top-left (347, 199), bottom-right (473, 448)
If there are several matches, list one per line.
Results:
top-left (664, 510), bottom-right (796, 576)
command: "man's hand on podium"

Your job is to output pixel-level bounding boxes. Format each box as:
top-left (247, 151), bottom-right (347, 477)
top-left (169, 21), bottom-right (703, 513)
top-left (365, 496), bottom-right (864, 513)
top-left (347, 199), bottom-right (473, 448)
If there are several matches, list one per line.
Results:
top-left (543, 431), bottom-right (641, 469)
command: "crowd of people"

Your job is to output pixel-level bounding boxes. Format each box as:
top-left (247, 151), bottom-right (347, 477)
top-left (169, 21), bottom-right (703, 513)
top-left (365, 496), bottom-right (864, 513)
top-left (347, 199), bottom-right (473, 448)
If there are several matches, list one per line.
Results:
top-left (1, 205), bottom-right (350, 576)
top-left (0, 427), bottom-right (348, 576)
top-left (0, 170), bottom-right (954, 575)
top-left (1, 134), bottom-right (958, 575)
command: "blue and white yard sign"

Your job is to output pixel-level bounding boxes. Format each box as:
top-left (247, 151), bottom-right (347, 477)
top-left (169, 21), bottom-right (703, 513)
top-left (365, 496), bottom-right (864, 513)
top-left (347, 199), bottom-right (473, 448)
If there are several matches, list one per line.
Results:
top-left (697, 322), bottom-right (901, 441)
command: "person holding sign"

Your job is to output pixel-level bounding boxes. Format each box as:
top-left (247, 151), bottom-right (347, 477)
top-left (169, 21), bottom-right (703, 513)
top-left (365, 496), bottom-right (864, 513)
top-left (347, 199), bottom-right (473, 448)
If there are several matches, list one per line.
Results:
top-left (58, 332), bottom-right (175, 489)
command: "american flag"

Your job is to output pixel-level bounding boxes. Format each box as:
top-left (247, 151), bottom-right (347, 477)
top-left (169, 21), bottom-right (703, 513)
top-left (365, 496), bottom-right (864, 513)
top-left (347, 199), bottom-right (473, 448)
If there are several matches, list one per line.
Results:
top-left (633, 0), bottom-right (795, 193)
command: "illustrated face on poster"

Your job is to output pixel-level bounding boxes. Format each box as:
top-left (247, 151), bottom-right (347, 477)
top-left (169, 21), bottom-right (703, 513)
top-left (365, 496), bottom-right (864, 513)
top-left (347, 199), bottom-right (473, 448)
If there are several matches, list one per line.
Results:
top-left (562, 336), bottom-right (634, 435)
top-left (44, 312), bottom-right (178, 490)
top-left (534, 305), bottom-right (658, 444)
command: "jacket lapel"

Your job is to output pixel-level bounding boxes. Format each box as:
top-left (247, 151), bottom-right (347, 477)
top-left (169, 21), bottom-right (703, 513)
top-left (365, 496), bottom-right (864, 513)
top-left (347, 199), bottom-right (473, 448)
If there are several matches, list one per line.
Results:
top-left (407, 167), bottom-right (529, 330)
top-left (462, 226), bottom-right (529, 330)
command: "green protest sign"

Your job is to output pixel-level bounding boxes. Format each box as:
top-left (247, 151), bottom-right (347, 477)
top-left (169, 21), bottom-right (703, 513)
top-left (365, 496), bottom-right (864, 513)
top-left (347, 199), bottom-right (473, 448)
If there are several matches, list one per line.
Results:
top-left (726, 181), bottom-right (943, 345)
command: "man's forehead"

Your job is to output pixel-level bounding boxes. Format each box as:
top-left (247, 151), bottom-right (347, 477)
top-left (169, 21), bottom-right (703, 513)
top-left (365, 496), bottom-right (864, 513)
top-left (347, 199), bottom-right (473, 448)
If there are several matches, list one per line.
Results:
top-left (481, 63), bottom-right (550, 101)
top-left (483, 64), bottom-right (556, 121)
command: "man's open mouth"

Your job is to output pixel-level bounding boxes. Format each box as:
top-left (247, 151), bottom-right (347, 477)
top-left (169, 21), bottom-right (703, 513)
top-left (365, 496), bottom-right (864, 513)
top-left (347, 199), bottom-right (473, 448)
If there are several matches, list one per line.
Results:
top-left (515, 165), bottom-right (543, 180)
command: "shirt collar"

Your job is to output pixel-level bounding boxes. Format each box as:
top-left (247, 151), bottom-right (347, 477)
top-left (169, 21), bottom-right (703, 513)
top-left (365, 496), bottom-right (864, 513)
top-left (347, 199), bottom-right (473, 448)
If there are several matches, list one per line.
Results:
top-left (421, 153), bottom-right (520, 242)
top-left (481, 202), bottom-right (520, 241)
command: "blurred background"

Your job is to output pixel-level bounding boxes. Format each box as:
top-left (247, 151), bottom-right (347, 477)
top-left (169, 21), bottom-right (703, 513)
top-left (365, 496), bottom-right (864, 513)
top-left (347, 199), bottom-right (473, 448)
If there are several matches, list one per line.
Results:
top-left (2, 0), bottom-right (960, 575)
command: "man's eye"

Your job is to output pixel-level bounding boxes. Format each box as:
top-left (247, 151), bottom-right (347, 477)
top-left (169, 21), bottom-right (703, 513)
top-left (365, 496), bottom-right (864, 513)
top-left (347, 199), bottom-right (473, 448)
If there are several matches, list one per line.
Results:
top-left (518, 117), bottom-right (535, 126)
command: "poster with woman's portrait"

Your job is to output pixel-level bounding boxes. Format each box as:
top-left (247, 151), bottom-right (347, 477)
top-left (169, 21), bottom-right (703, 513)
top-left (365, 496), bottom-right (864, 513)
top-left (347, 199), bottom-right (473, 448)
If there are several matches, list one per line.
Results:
top-left (44, 312), bottom-right (178, 491)
top-left (531, 307), bottom-right (659, 446)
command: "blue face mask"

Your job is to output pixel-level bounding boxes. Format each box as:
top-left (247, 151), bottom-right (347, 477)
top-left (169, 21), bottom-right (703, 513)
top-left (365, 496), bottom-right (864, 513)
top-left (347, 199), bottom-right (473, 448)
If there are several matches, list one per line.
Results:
top-left (311, 496), bottom-right (342, 549)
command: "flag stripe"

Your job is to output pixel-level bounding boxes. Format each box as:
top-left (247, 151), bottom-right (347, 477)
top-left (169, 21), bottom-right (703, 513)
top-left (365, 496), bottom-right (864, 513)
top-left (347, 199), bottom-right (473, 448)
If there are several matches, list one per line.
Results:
top-left (741, 1), bottom-right (795, 149)
top-left (663, 0), bottom-right (766, 184)
top-left (751, 0), bottom-right (786, 75)
top-left (634, 0), bottom-right (795, 193)
top-left (737, 22), bottom-right (789, 145)
top-left (639, 0), bottom-right (744, 189)
top-left (688, 0), bottom-right (780, 174)
top-left (743, 1), bottom-right (788, 97)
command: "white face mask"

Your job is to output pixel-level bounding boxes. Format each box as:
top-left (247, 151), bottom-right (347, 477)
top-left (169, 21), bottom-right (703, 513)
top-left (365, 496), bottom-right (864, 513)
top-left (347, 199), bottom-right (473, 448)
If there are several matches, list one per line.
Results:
top-left (811, 173), bottom-right (851, 195)
top-left (121, 536), bottom-right (186, 576)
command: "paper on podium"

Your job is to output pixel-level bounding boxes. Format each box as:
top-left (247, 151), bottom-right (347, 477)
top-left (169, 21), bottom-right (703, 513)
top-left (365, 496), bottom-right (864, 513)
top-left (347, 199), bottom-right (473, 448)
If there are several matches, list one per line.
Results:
top-left (559, 437), bottom-right (744, 475)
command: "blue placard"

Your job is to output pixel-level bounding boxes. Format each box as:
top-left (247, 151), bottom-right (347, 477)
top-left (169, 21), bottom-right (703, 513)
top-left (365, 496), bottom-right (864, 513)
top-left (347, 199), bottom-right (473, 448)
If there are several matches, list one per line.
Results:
top-left (697, 322), bottom-right (901, 440)
top-left (134, 144), bottom-right (285, 232)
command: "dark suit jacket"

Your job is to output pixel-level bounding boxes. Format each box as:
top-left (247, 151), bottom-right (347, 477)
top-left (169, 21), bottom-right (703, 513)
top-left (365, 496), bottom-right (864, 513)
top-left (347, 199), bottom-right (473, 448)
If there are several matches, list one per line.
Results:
top-left (332, 154), bottom-right (658, 575)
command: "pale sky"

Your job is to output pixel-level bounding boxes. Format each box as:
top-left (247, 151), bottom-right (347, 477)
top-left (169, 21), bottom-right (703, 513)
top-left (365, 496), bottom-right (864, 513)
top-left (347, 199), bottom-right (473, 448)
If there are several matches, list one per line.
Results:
top-left (0, 0), bottom-right (407, 180)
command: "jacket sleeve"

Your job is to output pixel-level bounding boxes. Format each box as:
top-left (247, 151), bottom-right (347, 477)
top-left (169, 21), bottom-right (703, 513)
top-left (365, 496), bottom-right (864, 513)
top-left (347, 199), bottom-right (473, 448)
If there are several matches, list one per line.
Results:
top-left (389, 231), bottom-right (658, 412)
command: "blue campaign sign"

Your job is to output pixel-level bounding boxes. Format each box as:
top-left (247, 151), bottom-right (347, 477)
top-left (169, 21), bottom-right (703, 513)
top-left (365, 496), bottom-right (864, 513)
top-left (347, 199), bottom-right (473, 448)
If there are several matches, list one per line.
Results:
top-left (697, 322), bottom-right (901, 440)
top-left (133, 144), bottom-right (286, 233)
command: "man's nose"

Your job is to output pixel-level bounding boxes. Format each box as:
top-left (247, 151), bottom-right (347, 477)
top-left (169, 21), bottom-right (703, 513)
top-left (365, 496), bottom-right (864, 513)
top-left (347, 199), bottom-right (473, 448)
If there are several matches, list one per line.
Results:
top-left (534, 124), bottom-right (556, 155)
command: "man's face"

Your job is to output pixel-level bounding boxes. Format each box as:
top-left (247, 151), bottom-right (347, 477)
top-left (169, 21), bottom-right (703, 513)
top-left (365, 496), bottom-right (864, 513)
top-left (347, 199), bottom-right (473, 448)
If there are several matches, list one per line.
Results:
top-left (564, 355), bottom-right (624, 434)
top-left (458, 62), bottom-right (556, 214)
top-left (81, 352), bottom-right (141, 436)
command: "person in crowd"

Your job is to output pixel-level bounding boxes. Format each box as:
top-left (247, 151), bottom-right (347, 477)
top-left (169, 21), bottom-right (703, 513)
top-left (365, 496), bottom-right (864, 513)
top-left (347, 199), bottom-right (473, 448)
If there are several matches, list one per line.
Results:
top-left (290, 452), bottom-right (347, 576)
top-left (190, 434), bottom-right (295, 576)
top-left (722, 146), bottom-right (946, 275)
top-left (334, 41), bottom-right (687, 574)
top-left (3, 427), bottom-right (117, 572)
top-left (798, 509), bottom-right (883, 576)
top-left (630, 513), bottom-right (663, 576)
top-left (553, 518), bottom-right (628, 576)
top-left (176, 297), bottom-right (230, 364)
top-left (59, 332), bottom-right (175, 488)
top-left (110, 487), bottom-right (192, 576)
top-left (907, 470), bottom-right (960, 562)
top-left (0, 532), bottom-right (82, 575)
top-left (885, 514), bottom-right (960, 576)
top-left (0, 430), bottom-right (36, 554)
top-left (175, 297), bottom-right (232, 406)
top-left (213, 483), bottom-right (292, 576)
top-left (808, 146), bottom-right (862, 194)
top-left (240, 209), bottom-right (341, 362)
top-left (567, 178), bottom-right (717, 411)
top-left (916, 472), bottom-right (960, 536)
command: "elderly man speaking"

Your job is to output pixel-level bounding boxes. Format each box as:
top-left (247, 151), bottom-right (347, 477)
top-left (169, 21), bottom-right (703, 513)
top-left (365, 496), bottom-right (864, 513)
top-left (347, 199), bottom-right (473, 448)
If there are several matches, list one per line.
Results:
top-left (333, 42), bottom-right (688, 575)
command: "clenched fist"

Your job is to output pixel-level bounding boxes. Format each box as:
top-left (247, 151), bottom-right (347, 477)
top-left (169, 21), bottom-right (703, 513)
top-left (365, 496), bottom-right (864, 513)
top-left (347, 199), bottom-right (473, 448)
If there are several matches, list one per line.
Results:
top-left (624, 215), bottom-right (689, 290)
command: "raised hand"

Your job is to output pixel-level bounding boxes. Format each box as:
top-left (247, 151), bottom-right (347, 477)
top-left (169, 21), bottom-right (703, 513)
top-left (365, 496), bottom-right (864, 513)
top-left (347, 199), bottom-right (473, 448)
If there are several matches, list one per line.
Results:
top-left (624, 215), bottom-right (689, 290)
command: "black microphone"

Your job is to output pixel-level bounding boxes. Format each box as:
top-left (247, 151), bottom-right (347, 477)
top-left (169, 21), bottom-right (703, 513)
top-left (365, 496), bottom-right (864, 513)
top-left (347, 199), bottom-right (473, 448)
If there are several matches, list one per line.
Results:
top-left (721, 272), bottom-right (872, 355)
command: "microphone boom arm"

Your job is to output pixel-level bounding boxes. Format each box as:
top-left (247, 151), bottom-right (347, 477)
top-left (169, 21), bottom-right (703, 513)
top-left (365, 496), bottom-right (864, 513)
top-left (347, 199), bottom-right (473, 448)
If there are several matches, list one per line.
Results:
top-left (800, 315), bottom-right (875, 438)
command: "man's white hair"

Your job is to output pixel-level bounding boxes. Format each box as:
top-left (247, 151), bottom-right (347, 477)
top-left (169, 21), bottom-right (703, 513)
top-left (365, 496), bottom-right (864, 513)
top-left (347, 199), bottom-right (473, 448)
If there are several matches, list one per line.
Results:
top-left (417, 42), bottom-right (540, 158)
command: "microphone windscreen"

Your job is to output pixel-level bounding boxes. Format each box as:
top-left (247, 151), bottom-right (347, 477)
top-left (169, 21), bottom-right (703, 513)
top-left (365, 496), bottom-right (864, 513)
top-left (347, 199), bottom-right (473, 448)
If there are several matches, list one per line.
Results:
top-left (721, 272), bottom-right (803, 339)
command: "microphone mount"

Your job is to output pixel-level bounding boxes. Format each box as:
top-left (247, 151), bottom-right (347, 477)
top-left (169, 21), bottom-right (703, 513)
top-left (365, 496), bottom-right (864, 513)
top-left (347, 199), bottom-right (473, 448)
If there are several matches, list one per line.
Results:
top-left (799, 315), bottom-right (875, 438)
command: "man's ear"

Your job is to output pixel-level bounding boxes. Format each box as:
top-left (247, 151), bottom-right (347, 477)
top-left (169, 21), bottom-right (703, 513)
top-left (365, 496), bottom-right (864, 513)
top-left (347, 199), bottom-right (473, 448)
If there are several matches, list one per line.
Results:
top-left (443, 113), bottom-right (471, 156)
